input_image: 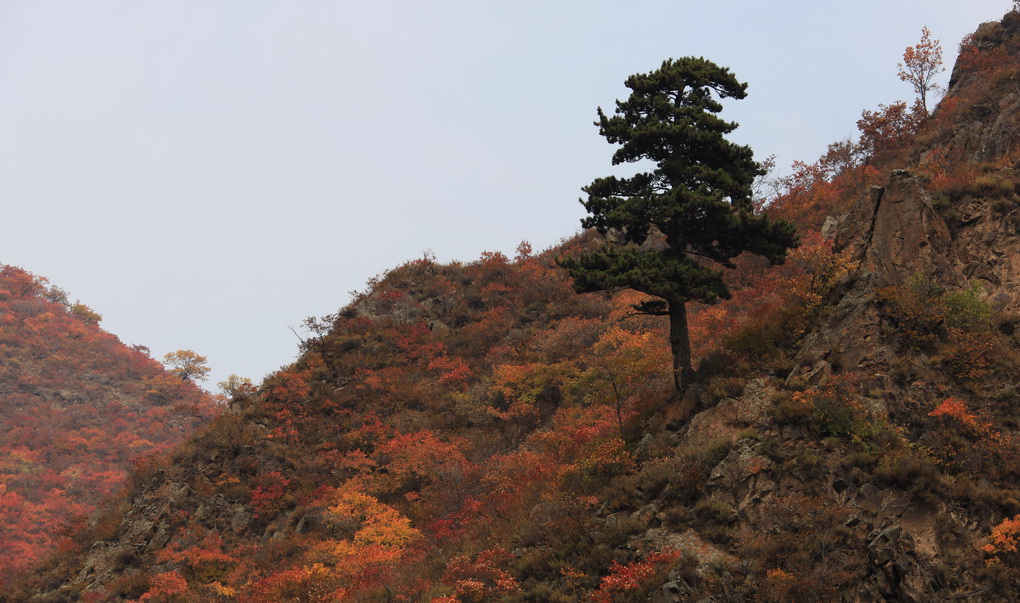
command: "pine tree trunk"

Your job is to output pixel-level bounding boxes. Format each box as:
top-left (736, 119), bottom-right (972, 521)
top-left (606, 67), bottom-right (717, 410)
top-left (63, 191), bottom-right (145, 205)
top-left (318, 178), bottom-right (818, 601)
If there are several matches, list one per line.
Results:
top-left (668, 298), bottom-right (693, 393)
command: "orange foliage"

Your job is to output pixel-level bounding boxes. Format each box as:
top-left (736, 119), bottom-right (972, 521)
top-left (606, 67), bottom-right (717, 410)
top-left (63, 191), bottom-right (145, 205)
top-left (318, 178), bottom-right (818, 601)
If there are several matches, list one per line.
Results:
top-left (761, 568), bottom-right (798, 602)
top-left (926, 398), bottom-right (1018, 476)
top-left (242, 564), bottom-right (337, 603)
top-left (897, 27), bottom-right (944, 115)
top-left (267, 369), bottom-right (312, 405)
top-left (956, 33), bottom-right (1014, 89)
top-left (370, 430), bottom-right (472, 495)
top-left (0, 264), bottom-right (219, 581)
top-left (136, 571), bottom-right (189, 602)
top-left (984, 514), bottom-right (1020, 565)
top-left (157, 532), bottom-right (238, 585)
top-left (940, 327), bottom-right (996, 382)
top-left (791, 373), bottom-right (869, 437)
top-left (918, 145), bottom-right (979, 194)
top-left (930, 397), bottom-right (989, 435)
top-left (579, 322), bottom-right (669, 435)
top-left (240, 486), bottom-right (423, 601)
top-left (590, 549), bottom-right (682, 603)
top-left (442, 547), bottom-right (520, 601)
top-left (687, 231), bottom-right (853, 366)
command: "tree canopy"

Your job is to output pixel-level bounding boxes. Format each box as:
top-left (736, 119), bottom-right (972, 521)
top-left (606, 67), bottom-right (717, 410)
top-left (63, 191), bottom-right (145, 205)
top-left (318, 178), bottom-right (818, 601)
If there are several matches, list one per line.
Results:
top-left (562, 57), bottom-right (799, 392)
top-left (163, 349), bottom-right (211, 382)
top-left (898, 26), bottom-right (944, 116)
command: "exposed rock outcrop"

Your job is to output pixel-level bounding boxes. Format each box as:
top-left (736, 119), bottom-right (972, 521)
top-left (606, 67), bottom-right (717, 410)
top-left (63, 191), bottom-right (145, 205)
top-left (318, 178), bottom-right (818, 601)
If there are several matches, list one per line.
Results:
top-left (646, 15), bottom-right (1020, 599)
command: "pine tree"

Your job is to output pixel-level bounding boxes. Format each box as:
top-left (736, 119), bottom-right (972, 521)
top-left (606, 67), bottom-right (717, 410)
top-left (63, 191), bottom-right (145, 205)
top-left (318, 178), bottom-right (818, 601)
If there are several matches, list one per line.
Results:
top-left (562, 57), bottom-right (799, 393)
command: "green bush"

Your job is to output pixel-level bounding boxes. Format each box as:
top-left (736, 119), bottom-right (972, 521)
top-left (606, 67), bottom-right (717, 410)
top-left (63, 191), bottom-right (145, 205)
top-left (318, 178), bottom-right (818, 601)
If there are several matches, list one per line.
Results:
top-left (843, 450), bottom-right (879, 470)
top-left (772, 392), bottom-right (812, 425)
top-left (881, 274), bottom-right (992, 341)
top-left (875, 449), bottom-right (937, 492)
top-left (942, 281), bottom-right (992, 332)
top-left (992, 196), bottom-right (1018, 213)
top-left (702, 438), bottom-right (733, 465)
top-left (974, 174), bottom-right (1017, 197)
top-left (697, 375), bottom-right (747, 407)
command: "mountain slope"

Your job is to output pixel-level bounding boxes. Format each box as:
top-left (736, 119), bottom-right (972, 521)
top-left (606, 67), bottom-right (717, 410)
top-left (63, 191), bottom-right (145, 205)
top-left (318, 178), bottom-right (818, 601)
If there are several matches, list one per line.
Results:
top-left (0, 265), bottom-right (219, 586)
top-left (10, 229), bottom-right (841, 601)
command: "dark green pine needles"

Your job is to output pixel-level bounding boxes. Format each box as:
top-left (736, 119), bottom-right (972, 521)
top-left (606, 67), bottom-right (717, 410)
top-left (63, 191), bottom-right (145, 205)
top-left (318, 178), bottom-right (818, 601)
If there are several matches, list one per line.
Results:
top-left (561, 57), bottom-right (799, 393)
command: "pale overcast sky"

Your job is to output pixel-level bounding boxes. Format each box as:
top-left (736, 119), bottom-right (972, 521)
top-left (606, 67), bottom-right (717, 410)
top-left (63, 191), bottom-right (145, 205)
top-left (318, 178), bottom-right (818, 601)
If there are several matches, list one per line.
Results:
top-left (0, 1), bottom-right (1012, 388)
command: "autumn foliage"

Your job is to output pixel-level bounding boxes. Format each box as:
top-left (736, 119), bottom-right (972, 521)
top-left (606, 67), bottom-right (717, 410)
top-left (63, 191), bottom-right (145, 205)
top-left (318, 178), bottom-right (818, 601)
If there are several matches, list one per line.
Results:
top-left (0, 217), bottom-right (858, 602)
top-left (985, 514), bottom-right (1020, 566)
top-left (590, 549), bottom-right (682, 603)
top-left (0, 265), bottom-right (219, 585)
top-left (898, 26), bottom-right (945, 115)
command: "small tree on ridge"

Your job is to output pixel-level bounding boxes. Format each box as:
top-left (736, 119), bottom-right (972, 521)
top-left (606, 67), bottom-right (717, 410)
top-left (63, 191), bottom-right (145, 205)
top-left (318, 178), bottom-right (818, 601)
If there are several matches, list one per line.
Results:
top-left (163, 349), bottom-right (211, 382)
top-left (898, 26), bottom-right (944, 116)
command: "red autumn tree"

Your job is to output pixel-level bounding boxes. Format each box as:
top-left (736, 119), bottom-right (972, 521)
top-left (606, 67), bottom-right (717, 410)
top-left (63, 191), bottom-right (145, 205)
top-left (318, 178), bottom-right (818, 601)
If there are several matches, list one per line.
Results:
top-left (898, 26), bottom-right (944, 115)
top-left (162, 349), bottom-right (211, 382)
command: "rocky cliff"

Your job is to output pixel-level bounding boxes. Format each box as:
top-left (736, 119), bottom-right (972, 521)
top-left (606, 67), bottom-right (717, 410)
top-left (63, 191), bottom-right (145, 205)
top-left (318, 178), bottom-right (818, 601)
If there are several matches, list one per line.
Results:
top-left (653, 16), bottom-right (1020, 598)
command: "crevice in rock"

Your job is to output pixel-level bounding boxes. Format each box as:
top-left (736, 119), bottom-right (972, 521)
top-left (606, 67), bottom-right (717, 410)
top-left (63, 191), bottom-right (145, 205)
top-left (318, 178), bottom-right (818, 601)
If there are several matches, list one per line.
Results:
top-left (861, 185), bottom-right (886, 260)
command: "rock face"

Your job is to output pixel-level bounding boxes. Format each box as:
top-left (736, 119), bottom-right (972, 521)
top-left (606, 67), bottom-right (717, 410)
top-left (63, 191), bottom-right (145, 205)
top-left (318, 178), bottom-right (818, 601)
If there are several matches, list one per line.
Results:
top-left (836, 172), bottom-right (957, 286)
top-left (795, 172), bottom-right (956, 378)
top-left (954, 196), bottom-right (1020, 315)
top-left (942, 14), bottom-right (1020, 163)
top-left (642, 16), bottom-right (1020, 601)
top-left (642, 165), bottom-right (998, 600)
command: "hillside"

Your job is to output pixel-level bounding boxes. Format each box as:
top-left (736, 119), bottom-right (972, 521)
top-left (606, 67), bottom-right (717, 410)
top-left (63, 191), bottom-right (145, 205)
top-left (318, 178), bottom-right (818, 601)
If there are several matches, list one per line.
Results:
top-left (0, 266), bottom-right (219, 587)
top-left (12, 10), bottom-right (1020, 602)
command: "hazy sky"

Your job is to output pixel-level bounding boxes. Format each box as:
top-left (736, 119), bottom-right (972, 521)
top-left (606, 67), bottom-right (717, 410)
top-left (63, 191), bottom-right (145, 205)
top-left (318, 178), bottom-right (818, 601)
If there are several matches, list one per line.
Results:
top-left (0, 1), bottom-right (1012, 389)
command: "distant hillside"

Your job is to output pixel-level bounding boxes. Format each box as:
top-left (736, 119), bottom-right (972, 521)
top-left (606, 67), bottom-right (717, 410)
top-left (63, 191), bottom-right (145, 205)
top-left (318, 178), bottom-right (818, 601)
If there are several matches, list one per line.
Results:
top-left (13, 9), bottom-right (1020, 603)
top-left (0, 265), bottom-right (219, 586)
